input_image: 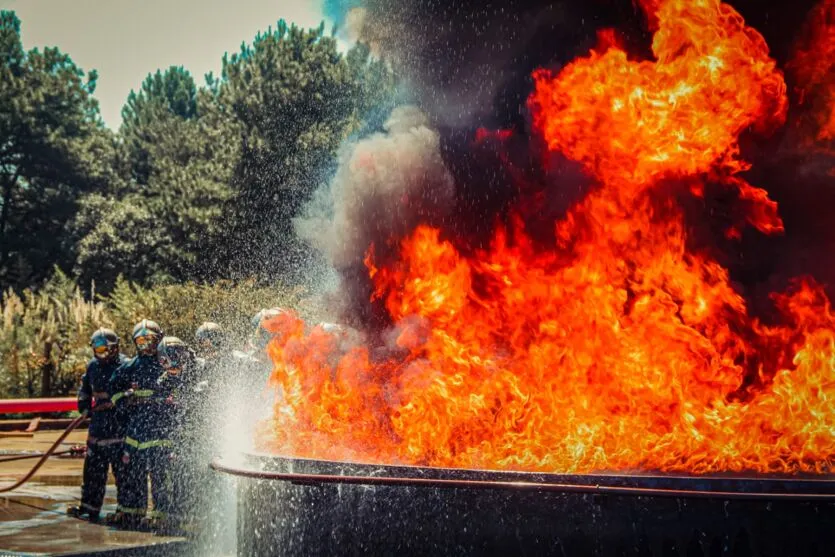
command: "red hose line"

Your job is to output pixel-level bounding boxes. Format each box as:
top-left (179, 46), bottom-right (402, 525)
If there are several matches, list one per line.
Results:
top-left (0, 412), bottom-right (87, 493)
top-left (0, 449), bottom-right (75, 464)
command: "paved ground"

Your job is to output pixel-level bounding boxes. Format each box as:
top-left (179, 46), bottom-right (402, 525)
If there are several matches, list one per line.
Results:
top-left (0, 428), bottom-right (191, 556)
top-left (0, 429), bottom-right (89, 484)
top-left (0, 485), bottom-right (188, 556)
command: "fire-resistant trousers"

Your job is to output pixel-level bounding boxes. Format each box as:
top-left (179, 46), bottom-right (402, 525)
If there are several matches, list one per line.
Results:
top-left (119, 444), bottom-right (173, 518)
top-left (80, 439), bottom-right (126, 515)
top-left (166, 449), bottom-right (194, 522)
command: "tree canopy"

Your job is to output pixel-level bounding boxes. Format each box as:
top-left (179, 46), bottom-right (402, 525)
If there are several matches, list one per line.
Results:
top-left (212, 21), bottom-right (396, 281)
top-left (74, 66), bottom-right (241, 291)
top-left (0, 10), bottom-right (397, 294)
top-left (0, 11), bottom-right (115, 291)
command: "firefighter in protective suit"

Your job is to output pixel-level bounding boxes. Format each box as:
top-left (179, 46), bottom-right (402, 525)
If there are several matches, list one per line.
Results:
top-left (194, 322), bottom-right (225, 362)
top-left (156, 336), bottom-right (205, 530)
top-left (193, 322), bottom-right (257, 544)
top-left (249, 308), bottom-right (294, 363)
top-left (108, 319), bottom-right (173, 528)
top-left (195, 320), bottom-right (261, 386)
top-left (67, 328), bottom-right (128, 521)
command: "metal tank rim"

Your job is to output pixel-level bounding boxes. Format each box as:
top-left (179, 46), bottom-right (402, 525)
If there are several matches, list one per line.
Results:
top-left (211, 451), bottom-right (835, 501)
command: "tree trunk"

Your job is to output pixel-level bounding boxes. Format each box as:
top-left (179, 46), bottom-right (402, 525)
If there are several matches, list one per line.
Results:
top-left (40, 340), bottom-right (53, 397)
top-left (0, 170), bottom-right (20, 273)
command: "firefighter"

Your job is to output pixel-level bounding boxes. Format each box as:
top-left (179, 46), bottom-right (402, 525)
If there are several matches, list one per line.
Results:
top-left (248, 308), bottom-right (293, 362)
top-left (195, 319), bottom-right (262, 463)
top-left (194, 321), bottom-right (225, 361)
top-left (156, 336), bottom-right (204, 531)
top-left (107, 319), bottom-right (171, 529)
top-left (158, 336), bottom-right (205, 396)
top-left (191, 323), bottom-right (252, 545)
top-left (66, 328), bottom-right (128, 522)
top-left (195, 321), bottom-right (259, 383)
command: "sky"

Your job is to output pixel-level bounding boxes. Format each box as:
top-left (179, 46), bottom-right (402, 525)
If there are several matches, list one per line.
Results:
top-left (0, 0), bottom-right (331, 129)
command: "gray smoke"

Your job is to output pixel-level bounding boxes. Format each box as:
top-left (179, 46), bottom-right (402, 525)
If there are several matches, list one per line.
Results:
top-left (294, 105), bottom-right (455, 272)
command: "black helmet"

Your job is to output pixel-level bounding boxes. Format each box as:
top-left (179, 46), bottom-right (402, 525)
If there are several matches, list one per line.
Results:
top-left (157, 336), bottom-right (195, 374)
top-left (90, 328), bottom-right (119, 362)
top-left (132, 319), bottom-right (163, 356)
top-left (195, 322), bottom-right (225, 353)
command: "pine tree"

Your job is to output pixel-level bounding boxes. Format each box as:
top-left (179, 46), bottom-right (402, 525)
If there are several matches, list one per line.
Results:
top-left (211, 20), bottom-right (396, 282)
top-left (0, 10), bottom-right (115, 291)
top-left (74, 67), bottom-right (240, 290)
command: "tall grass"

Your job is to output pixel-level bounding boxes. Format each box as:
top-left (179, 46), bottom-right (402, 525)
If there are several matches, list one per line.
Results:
top-left (0, 270), bottom-right (303, 398)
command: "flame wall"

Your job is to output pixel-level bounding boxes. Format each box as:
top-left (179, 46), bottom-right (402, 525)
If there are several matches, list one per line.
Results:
top-left (275, 0), bottom-right (835, 475)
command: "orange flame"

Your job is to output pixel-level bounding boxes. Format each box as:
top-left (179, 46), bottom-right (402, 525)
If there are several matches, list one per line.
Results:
top-left (257, 0), bottom-right (835, 474)
top-left (530, 0), bottom-right (786, 234)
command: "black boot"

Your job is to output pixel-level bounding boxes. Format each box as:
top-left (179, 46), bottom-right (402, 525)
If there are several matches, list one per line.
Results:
top-left (104, 510), bottom-right (142, 529)
top-left (67, 505), bottom-right (100, 522)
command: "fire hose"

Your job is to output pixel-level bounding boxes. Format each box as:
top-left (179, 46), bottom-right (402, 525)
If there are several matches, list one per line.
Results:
top-left (0, 411), bottom-right (88, 493)
top-left (0, 448), bottom-right (85, 464)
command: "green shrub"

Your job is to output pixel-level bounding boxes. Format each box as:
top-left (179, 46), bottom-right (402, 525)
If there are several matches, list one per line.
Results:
top-left (0, 271), bottom-right (307, 398)
top-left (106, 276), bottom-right (305, 350)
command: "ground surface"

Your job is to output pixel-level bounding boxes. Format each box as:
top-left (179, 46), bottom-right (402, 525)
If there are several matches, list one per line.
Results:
top-left (0, 427), bottom-right (190, 556)
top-left (1, 429), bottom-right (88, 483)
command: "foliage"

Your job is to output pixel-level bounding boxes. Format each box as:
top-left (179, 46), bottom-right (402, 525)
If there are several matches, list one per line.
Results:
top-left (1, 10), bottom-right (397, 293)
top-left (0, 271), bottom-right (304, 398)
top-left (212, 21), bottom-right (397, 281)
top-left (0, 10), bottom-right (398, 398)
top-left (0, 11), bottom-right (117, 291)
top-left (121, 66), bottom-right (200, 184)
top-left (72, 193), bottom-right (172, 291)
top-left (104, 275), bottom-right (303, 345)
top-left (74, 67), bottom-right (241, 290)
top-left (0, 269), bottom-right (110, 398)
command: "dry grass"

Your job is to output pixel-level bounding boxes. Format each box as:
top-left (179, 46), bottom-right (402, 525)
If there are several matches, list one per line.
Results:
top-left (0, 270), bottom-right (303, 398)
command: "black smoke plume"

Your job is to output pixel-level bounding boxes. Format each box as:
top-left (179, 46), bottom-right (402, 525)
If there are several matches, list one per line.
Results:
top-left (303, 0), bottom-right (833, 330)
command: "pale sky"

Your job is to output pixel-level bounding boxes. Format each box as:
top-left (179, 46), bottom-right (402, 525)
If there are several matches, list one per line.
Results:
top-left (0, 0), bottom-right (331, 128)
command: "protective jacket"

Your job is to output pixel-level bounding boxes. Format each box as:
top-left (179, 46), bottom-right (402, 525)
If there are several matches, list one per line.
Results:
top-left (157, 358), bottom-right (206, 432)
top-left (160, 357), bottom-right (208, 522)
top-left (110, 354), bottom-right (177, 519)
top-left (110, 355), bottom-right (173, 450)
top-left (78, 355), bottom-right (128, 440)
top-left (75, 354), bottom-right (129, 516)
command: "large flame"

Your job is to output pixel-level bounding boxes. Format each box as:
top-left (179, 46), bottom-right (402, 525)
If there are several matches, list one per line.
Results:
top-left (257, 0), bottom-right (835, 474)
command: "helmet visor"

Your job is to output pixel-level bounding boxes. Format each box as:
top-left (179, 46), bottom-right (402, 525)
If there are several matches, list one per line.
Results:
top-left (92, 336), bottom-right (116, 359)
top-left (158, 354), bottom-right (181, 374)
top-left (134, 334), bottom-right (159, 354)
